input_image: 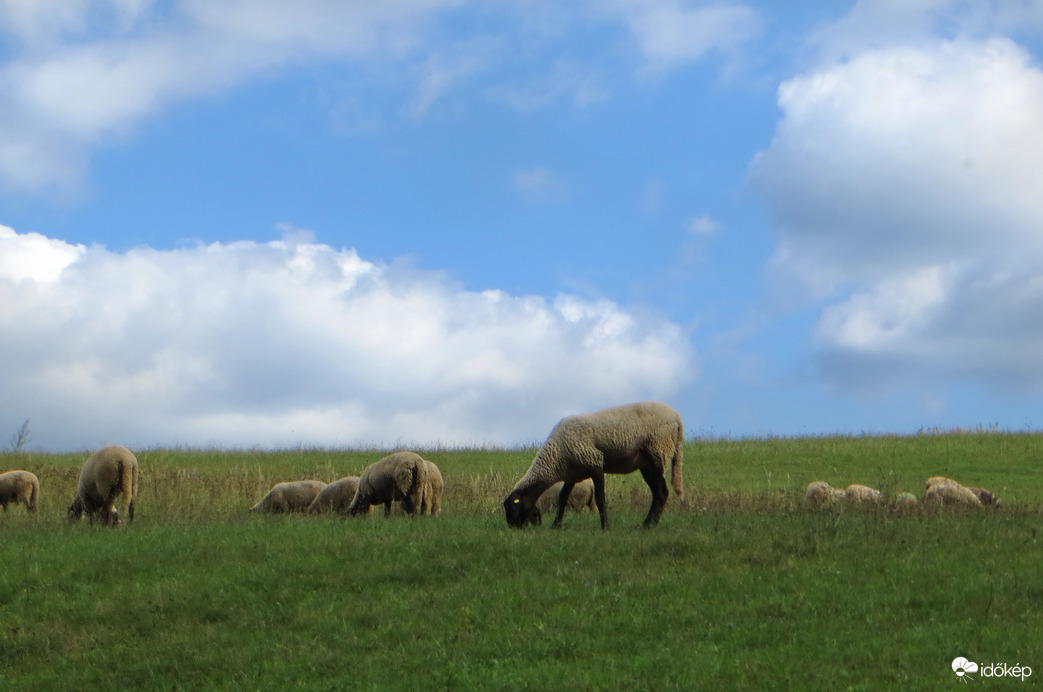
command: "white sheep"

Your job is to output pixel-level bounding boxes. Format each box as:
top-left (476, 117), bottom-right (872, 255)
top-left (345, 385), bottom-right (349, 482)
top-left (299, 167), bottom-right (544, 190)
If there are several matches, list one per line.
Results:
top-left (892, 492), bottom-right (919, 509)
top-left (67, 445), bottom-right (138, 526)
top-left (537, 479), bottom-right (596, 515)
top-left (251, 480), bottom-right (327, 513)
top-left (845, 484), bottom-right (883, 504)
top-left (924, 476), bottom-right (999, 507)
top-left (420, 460), bottom-right (444, 516)
top-left (0, 470), bottom-right (39, 513)
top-left (924, 483), bottom-right (982, 507)
top-left (348, 451), bottom-right (429, 517)
top-left (803, 481), bottom-right (844, 506)
top-left (503, 401), bottom-right (684, 530)
top-left (307, 477), bottom-right (360, 515)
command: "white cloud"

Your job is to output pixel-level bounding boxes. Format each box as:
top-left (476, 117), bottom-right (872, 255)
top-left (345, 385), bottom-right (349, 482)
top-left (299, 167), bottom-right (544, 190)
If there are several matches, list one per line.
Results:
top-left (751, 34), bottom-right (1043, 390)
top-left (605, 0), bottom-right (761, 73)
top-left (514, 165), bottom-right (568, 200)
top-left (0, 0), bottom-right (461, 194)
top-left (0, 225), bottom-right (693, 450)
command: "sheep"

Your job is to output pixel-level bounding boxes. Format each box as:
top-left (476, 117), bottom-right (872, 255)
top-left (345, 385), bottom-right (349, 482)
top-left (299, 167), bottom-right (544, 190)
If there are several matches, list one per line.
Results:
top-left (893, 492), bottom-right (919, 509)
top-left (502, 401), bottom-right (684, 530)
top-left (803, 481), bottom-right (844, 507)
top-left (348, 451), bottom-right (429, 517)
top-left (967, 487), bottom-right (1000, 507)
top-left (251, 480), bottom-right (327, 514)
top-left (537, 479), bottom-right (596, 515)
top-left (420, 460), bottom-right (444, 516)
top-left (0, 470), bottom-right (39, 513)
top-left (307, 477), bottom-right (360, 515)
top-left (924, 482), bottom-right (982, 507)
top-left (67, 445), bottom-right (138, 526)
top-left (924, 476), bottom-right (1000, 508)
top-left (845, 484), bottom-right (883, 504)
top-left (925, 476), bottom-right (961, 492)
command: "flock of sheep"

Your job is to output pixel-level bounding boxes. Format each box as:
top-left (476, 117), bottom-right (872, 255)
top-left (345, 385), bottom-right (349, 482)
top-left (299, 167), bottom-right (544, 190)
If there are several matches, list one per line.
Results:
top-left (0, 401), bottom-right (1004, 528)
top-left (804, 476), bottom-right (1000, 510)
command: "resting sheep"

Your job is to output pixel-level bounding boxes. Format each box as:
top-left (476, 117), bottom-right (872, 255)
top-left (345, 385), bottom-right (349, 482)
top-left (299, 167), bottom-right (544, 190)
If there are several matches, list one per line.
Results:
top-left (307, 477), bottom-right (360, 515)
top-left (0, 470), bottom-right (39, 513)
top-left (420, 460), bottom-right (444, 516)
top-left (67, 445), bottom-right (138, 526)
top-left (348, 451), bottom-right (429, 517)
top-left (537, 479), bottom-right (596, 515)
top-left (251, 480), bottom-right (327, 513)
top-left (803, 481), bottom-right (844, 506)
top-left (845, 484), bottom-right (883, 504)
top-left (503, 401), bottom-right (684, 530)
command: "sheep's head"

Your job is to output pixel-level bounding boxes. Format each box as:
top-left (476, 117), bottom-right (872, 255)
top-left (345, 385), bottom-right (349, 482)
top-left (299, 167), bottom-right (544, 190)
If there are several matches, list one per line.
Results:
top-left (66, 498), bottom-right (84, 522)
top-left (503, 491), bottom-right (541, 528)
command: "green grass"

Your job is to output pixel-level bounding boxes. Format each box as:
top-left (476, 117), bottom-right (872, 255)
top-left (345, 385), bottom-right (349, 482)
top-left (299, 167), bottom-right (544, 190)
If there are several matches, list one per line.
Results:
top-left (1, 433), bottom-right (1041, 690)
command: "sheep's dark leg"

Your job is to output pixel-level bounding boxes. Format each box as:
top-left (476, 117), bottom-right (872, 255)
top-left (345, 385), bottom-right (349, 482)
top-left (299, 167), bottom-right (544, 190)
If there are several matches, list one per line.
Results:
top-left (383, 501), bottom-right (392, 518)
top-left (128, 499), bottom-right (135, 523)
top-left (591, 471), bottom-right (608, 530)
top-left (639, 465), bottom-right (669, 528)
top-left (551, 482), bottom-right (576, 529)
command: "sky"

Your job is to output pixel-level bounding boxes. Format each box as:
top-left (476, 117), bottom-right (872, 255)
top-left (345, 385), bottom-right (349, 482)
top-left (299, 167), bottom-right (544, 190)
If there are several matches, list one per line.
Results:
top-left (4, 0), bottom-right (1043, 451)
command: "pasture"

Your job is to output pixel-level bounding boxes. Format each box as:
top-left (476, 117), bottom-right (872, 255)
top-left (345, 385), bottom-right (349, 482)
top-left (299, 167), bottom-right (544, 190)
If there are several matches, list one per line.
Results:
top-left (1, 432), bottom-right (1041, 690)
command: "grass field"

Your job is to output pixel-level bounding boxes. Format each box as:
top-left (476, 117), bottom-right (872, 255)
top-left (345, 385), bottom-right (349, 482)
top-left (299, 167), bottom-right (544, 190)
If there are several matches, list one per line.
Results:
top-left (1, 432), bottom-right (1041, 690)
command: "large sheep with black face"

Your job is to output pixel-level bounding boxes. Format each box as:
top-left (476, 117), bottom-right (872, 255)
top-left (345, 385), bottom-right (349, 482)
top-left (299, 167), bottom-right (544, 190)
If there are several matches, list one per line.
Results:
top-left (348, 452), bottom-right (429, 517)
top-left (67, 445), bottom-right (138, 526)
top-left (0, 470), bottom-right (39, 513)
top-left (503, 401), bottom-right (684, 530)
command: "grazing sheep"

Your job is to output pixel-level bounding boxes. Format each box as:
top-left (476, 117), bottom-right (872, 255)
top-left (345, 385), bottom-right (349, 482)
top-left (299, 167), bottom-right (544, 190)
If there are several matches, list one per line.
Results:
top-left (503, 401), bottom-right (684, 530)
top-left (67, 445), bottom-right (138, 526)
top-left (925, 476), bottom-right (961, 492)
top-left (845, 484), bottom-right (883, 504)
top-left (537, 479), bottom-right (597, 515)
top-left (251, 480), bottom-right (327, 514)
top-left (348, 452), bottom-right (429, 517)
top-left (307, 477), bottom-right (360, 515)
top-left (0, 470), bottom-right (39, 513)
top-left (804, 481), bottom-right (844, 507)
top-left (924, 483), bottom-right (982, 507)
top-left (924, 477), bottom-right (1000, 508)
top-left (967, 487), bottom-right (1000, 507)
top-left (420, 460), bottom-right (444, 516)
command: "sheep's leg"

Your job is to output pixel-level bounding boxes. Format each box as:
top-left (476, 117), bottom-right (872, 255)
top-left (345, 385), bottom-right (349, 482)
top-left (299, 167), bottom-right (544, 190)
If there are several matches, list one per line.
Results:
top-left (384, 501), bottom-right (392, 518)
top-left (639, 465), bottom-right (669, 528)
top-left (591, 471), bottom-right (608, 530)
top-left (551, 482), bottom-right (576, 529)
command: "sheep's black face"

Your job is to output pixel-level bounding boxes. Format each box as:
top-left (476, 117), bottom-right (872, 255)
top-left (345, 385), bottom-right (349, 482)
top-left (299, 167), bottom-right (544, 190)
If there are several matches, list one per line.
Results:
top-left (503, 492), bottom-right (540, 528)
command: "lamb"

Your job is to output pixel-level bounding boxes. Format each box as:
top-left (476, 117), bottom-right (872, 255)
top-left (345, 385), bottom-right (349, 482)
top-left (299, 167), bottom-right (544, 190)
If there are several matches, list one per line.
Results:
top-left (67, 445), bottom-right (138, 526)
top-left (803, 481), bottom-right (845, 506)
top-left (0, 470), bottom-right (39, 513)
top-left (251, 480), bottom-right (327, 513)
top-left (537, 479), bottom-right (596, 515)
top-left (967, 487), bottom-right (999, 507)
top-left (502, 401), bottom-right (684, 530)
top-left (420, 460), bottom-right (444, 516)
top-left (348, 451), bottom-right (429, 517)
top-left (307, 477), bottom-right (360, 515)
top-left (845, 484), bottom-right (883, 503)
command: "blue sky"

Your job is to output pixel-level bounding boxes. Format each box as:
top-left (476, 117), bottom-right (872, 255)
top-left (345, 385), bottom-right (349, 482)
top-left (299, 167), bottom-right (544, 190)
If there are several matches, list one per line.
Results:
top-left (3, 0), bottom-right (1043, 451)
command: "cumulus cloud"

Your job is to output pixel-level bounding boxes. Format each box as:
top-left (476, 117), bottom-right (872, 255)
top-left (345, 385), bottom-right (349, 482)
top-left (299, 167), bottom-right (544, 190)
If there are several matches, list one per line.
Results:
top-left (0, 225), bottom-right (693, 450)
top-left (0, 0), bottom-right (459, 193)
top-left (751, 34), bottom-right (1043, 390)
